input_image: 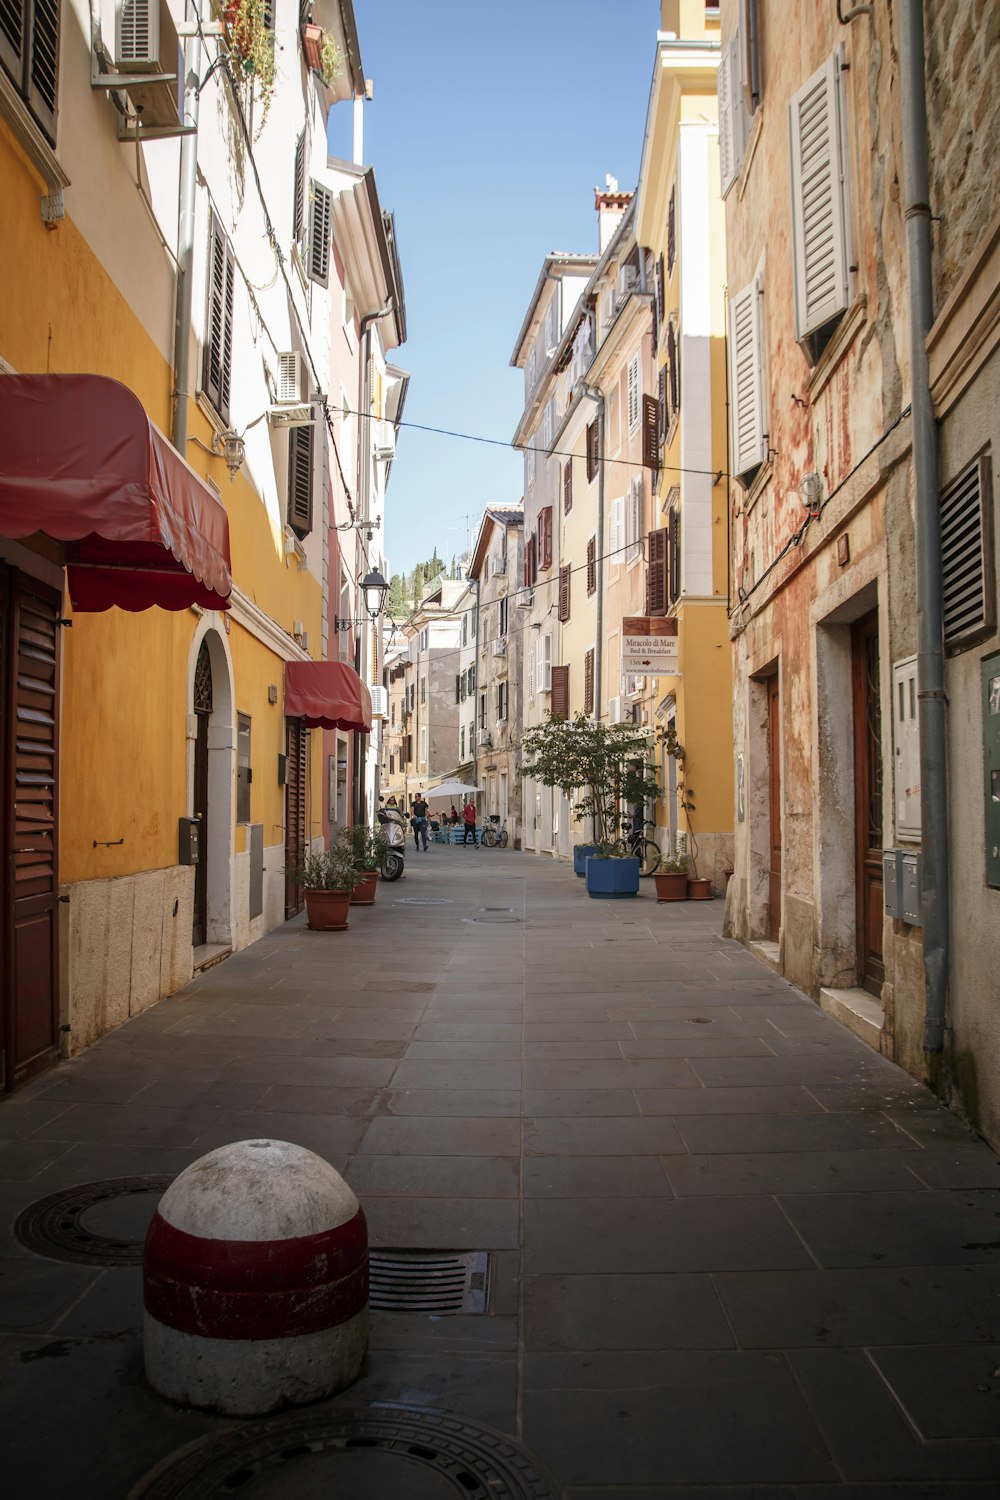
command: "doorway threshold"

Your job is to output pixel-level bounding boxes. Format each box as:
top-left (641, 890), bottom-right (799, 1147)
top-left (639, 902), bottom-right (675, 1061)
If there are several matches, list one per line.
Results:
top-left (749, 939), bottom-right (781, 973)
top-left (193, 943), bottom-right (232, 974)
top-left (818, 986), bottom-right (884, 1051)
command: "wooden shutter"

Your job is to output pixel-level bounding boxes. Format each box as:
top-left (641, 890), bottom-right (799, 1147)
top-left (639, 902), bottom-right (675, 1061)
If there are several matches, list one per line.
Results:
top-left (563, 459), bottom-right (573, 514)
top-left (0, 0), bottom-right (25, 92)
top-left (204, 211), bottom-right (235, 422)
top-left (940, 455), bottom-right (995, 650)
top-left (293, 132), bottom-right (307, 245)
top-left (789, 53), bottom-right (850, 342)
top-left (667, 321), bottom-right (679, 418)
top-left (728, 276), bottom-right (766, 480)
top-left (308, 182), bottom-right (333, 285)
top-left (642, 394), bottom-right (659, 471)
top-left (668, 507), bottom-right (682, 603)
top-left (627, 354), bottom-right (640, 431)
top-left (2, 570), bottom-right (61, 1086)
top-left (528, 531), bottom-right (538, 586)
top-left (667, 187), bottom-right (676, 276)
top-left (646, 528), bottom-right (669, 616)
top-left (586, 420), bottom-right (599, 482)
top-left (550, 664), bottom-right (569, 720)
top-left (27, 0), bottom-right (59, 143)
top-left (658, 365), bottom-right (667, 447)
top-left (284, 719), bottom-right (307, 919)
top-left (586, 536), bottom-right (596, 596)
top-left (584, 648), bottom-right (595, 716)
top-left (558, 563), bottom-right (571, 622)
top-left (539, 506), bottom-right (553, 571)
top-left (288, 424), bottom-right (314, 538)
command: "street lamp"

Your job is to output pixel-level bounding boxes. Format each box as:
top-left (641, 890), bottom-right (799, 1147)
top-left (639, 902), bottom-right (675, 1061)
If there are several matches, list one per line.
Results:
top-left (361, 568), bottom-right (390, 620)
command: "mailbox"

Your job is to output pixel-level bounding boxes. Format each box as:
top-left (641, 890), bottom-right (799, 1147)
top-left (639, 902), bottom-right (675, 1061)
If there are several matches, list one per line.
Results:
top-left (901, 851), bottom-right (922, 926)
top-left (178, 816), bottom-right (201, 865)
top-left (883, 850), bottom-right (902, 918)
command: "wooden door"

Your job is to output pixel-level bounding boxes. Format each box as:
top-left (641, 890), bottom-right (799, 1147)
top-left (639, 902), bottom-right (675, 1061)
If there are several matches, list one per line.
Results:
top-left (767, 675), bottom-right (781, 943)
top-left (192, 641), bottom-right (212, 948)
top-left (1, 567), bottom-right (61, 1092)
top-left (285, 719), bottom-right (307, 919)
top-left (852, 612), bottom-right (884, 995)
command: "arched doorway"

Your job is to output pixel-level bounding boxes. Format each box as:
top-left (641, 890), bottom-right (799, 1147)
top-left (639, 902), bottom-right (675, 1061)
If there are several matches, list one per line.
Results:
top-left (188, 625), bottom-right (234, 953)
top-left (192, 640), bottom-right (212, 946)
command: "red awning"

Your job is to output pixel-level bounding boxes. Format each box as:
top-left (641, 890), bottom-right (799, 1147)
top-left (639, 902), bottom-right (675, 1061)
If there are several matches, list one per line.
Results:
top-left (284, 660), bottom-right (372, 733)
top-left (0, 374), bottom-right (232, 611)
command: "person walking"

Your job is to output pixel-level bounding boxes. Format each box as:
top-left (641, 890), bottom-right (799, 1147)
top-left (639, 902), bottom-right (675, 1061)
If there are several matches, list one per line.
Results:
top-left (412, 794), bottom-right (429, 852)
top-left (461, 798), bottom-right (477, 846)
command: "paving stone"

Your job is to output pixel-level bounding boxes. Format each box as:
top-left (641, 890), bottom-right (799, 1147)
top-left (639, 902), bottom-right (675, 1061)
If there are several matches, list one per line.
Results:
top-left (621, 1037), bottom-right (778, 1058)
top-left (524, 1116), bottom-right (684, 1157)
top-left (778, 1189), bottom-right (1000, 1267)
top-left (0, 1138), bottom-right (74, 1181)
top-left (255, 1084), bottom-right (382, 1116)
top-left (526, 1059), bottom-right (699, 1091)
top-left (674, 1112), bottom-right (920, 1154)
top-left (662, 1150), bottom-right (929, 1196)
top-left (523, 1156), bottom-right (672, 1198)
top-left (403, 1040), bottom-right (522, 1061)
top-left (338, 1348), bottom-right (517, 1430)
top-left (23, 1143), bottom-right (200, 1186)
top-left (0, 1256), bottom-right (101, 1331)
top-left (523, 1272), bottom-right (734, 1351)
top-left (413, 1021), bottom-right (522, 1041)
top-left (523, 1089), bottom-right (645, 1116)
top-left (363, 1196), bottom-right (519, 1250)
top-left (347, 1152), bottom-right (519, 1198)
top-left (382, 1088), bottom-right (520, 1117)
top-left (868, 1343), bottom-right (1000, 1441)
top-left (359, 1114), bottom-right (521, 1157)
top-left (636, 1086), bottom-right (824, 1115)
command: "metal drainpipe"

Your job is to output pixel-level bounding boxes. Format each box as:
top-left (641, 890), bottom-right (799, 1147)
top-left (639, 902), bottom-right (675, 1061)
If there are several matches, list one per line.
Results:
top-left (899, 1), bottom-right (949, 1055)
top-left (171, 6), bottom-right (202, 452)
top-left (580, 385), bottom-right (606, 720)
top-left (355, 302), bottom-right (393, 825)
top-left (472, 575), bottom-right (481, 792)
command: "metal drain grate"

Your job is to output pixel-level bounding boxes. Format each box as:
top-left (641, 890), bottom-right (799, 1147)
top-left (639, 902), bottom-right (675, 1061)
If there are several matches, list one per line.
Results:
top-left (15, 1176), bottom-right (172, 1266)
top-left (369, 1249), bottom-right (491, 1314)
top-left (127, 1406), bottom-right (556, 1499)
top-left (395, 898), bottom-right (455, 906)
top-left (468, 907), bottom-right (519, 924)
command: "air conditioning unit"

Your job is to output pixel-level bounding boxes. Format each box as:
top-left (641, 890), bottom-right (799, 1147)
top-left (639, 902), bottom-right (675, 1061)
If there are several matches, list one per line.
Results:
top-left (373, 419), bottom-right (395, 461)
top-left (115, 0), bottom-right (183, 128)
top-left (617, 265), bottom-right (638, 299)
top-left (477, 730), bottom-right (492, 748)
top-left (491, 555), bottom-right (506, 576)
top-left (274, 353), bottom-right (304, 404)
top-left (517, 590), bottom-right (534, 607)
top-left (608, 695), bottom-right (622, 723)
top-left (492, 637), bottom-right (507, 657)
top-left (368, 686), bottom-right (388, 720)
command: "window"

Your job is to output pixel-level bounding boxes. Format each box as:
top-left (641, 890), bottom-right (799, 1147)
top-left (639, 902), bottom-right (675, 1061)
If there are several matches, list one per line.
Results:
top-left (405, 733), bottom-right (413, 764)
top-left (584, 647), bottom-right (595, 716)
top-left (292, 133), bottom-right (307, 247)
top-left (0, 0), bottom-right (60, 143)
top-left (389, 753), bottom-right (395, 775)
top-left (204, 210), bottom-right (235, 423)
top-left (940, 454), bottom-right (995, 652)
top-left (609, 495), bottom-right (625, 565)
top-left (666, 320), bottom-right (680, 424)
top-left (526, 437), bottom-right (536, 488)
top-left (667, 185), bottom-right (677, 277)
top-left (287, 425), bottom-right (313, 539)
top-left (419, 628), bottom-right (428, 650)
top-left (407, 683), bottom-right (414, 711)
top-left (789, 51), bottom-right (851, 354)
top-left (391, 701), bottom-right (396, 727)
top-left (538, 506), bottom-right (553, 571)
top-left (642, 394), bottom-right (659, 471)
top-left (668, 505), bottom-right (682, 604)
top-left (497, 680), bottom-right (508, 720)
top-left (527, 346), bottom-right (537, 394)
top-left (527, 640), bottom-right (536, 699)
top-left (462, 613), bottom-right (468, 645)
top-left (456, 674), bottom-right (462, 704)
top-left (498, 595), bottom-right (509, 636)
top-left (551, 665), bottom-right (569, 720)
top-left (308, 181), bottom-right (333, 285)
top-left (419, 727), bottom-right (427, 764)
top-left (461, 725), bottom-right (466, 760)
top-left (728, 275), bottom-right (767, 483)
top-left (627, 353), bottom-right (641, 432)
top-left (646, 527), bottom-right (669, 616)
top-left (718, 13), bottom-right (757, 196)
top-left (586, 535), bottom-right (597, 596)
top-left (537, 633), bottom-right (552, 692)
top-left (563, 459), bottom-right (573, 514)
top-left (420, 676), bottom-right (427, 704)
top-left (558, 564), bottom-right (571, 622)
top-left (236, 714), bottom-right (252, 822)
top-left (479, 692), bottom-right (487, 730)
top-left (625, 478), bottom-right (642, 564)
top-left (542, 398), bottom-right (553, 451)
top-left (524, 529), bottom-right (538, 587)
top-left (586, 420), bottom-right (599, 482)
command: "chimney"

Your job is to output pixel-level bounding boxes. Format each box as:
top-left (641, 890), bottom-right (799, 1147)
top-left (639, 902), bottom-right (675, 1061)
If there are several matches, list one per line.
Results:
top-left (594, 175), bottom-right (633, 254)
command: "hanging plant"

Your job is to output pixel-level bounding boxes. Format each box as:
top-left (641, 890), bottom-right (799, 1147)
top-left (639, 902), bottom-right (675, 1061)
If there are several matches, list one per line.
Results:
top-left (319, 32), bottom-right (343, 87)
top-left (225, 0), bottom-right (277, 126)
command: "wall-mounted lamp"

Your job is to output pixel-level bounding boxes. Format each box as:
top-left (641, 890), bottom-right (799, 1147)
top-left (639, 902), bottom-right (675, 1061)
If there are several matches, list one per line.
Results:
top-left (334, 568), bottom-right (390, 631)
top-left (216, 429), bottom-right (246, 480)
top-left (798, 471), bottom-right (823, 518)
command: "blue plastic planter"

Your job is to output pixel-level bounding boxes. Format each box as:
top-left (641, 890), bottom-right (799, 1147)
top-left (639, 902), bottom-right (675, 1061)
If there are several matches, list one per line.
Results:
top-left (573, 843), bottom-right (597, 877)
top-left (585, 855), bottom-right (640, 898)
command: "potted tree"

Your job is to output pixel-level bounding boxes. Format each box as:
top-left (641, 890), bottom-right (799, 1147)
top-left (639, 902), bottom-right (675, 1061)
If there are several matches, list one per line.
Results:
top-left (290, 847), bottom-right (361, 931)
top-left (340, 825), bottom-right (389, 906)
top-left (522, 713), bottom-right (660, 899)
top-left (664, 727), bottom-right (713, 899)
top-left (653, 856), bottom-right (689, 902)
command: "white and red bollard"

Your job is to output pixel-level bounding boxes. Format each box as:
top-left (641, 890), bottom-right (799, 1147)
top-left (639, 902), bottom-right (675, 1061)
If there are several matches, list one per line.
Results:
top-left (143, 1139), bottom-right (368, 1416)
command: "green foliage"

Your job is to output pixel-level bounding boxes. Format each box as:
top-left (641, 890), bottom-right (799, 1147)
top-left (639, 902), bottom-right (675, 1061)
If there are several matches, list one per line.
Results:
top-left (226, 0), bottom-right (277, 129)
top-left (287, 846), bottom-right (361, 892)
top-left (319, 31), bottom-right (343, 86)
top-left (521, 712), bottom-right (660, 848)
top-left (338, 824), bottom-right (390, 872)
top-left (658, 856), bottom-right (689, 875)
top-left (663, 725), bottom-right (699, 877)
top-left (386, 573), bottom-right (408, 620)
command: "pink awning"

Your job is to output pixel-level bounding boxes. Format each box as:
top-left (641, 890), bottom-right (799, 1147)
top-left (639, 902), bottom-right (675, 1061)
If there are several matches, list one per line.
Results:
top-left (285, 660), bottom-right (372, 733)
top-left (0, 374), bottom-right (232, 611)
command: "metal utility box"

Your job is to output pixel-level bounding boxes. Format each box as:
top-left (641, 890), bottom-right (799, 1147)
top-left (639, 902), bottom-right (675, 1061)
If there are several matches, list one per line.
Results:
top-left (984, 653), bottom-right (1000, 890)
top-left (178, 816), bottom-right (201, 866)
top-left (901, 851), bottom-right (922, 926)
top-left (883, 850), bottom-right (902, 917)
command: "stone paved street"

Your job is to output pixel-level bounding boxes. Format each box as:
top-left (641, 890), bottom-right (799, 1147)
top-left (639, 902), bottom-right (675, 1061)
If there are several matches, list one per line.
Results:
top-left (2, 848), bottom-right (1000, 1497)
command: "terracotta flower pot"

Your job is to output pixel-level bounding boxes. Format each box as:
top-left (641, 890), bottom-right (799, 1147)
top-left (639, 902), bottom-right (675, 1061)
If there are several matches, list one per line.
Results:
top-left (303, 888), bottom-right (352, 930)
top-left (350, 869), bottom-right (380, 906)
top-left (301, 22), bottom-right (323, 72)
top-left (653, 870), bottom-right (689, 902)
top-left (686, 877), bottom-right (714, 900)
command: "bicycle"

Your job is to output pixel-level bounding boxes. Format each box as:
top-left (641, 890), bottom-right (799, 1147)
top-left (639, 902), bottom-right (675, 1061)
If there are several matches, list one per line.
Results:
top-left (481, 816), bottom-right (509, 848)
top-left (612, 820), bottom-right (662, 876)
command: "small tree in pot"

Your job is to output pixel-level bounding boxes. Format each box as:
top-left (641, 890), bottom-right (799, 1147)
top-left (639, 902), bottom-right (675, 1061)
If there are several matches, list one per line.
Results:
top-left (339, 825), bottom-right (390, 906)
top-left (663, 727), bottom-right (712, 899)
top-left (289, 846), bottom-right (361, 930)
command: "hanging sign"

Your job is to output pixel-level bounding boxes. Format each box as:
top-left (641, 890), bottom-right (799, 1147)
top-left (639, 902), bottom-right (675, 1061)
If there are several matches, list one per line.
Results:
top-left (621, 616), bottom-right (679, 674)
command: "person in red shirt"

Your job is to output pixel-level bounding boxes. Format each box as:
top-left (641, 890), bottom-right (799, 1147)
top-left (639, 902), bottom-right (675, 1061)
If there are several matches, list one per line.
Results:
top-left (461, 799), bottom-right (477, 846)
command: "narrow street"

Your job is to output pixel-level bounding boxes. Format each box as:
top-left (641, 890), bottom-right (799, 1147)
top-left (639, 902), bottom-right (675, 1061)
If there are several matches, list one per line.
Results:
top-left (2, 847), bottom-right (999, 1496)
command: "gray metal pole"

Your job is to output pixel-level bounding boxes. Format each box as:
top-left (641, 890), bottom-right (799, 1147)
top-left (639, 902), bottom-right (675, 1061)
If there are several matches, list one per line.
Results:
top-left (899, 0), bottom-right (949, 1054)
top-left (171, 6), bottom-right (202, 452)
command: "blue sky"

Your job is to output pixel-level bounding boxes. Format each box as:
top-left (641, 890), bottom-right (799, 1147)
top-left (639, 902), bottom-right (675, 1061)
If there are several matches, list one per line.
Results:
top-left (331, 1), bottom-right (660, 580)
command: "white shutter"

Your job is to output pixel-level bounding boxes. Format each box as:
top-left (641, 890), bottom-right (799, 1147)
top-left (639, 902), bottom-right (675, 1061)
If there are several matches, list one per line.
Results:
top-left (527, 638), bottom-right (536, 699)
top-left (789, 52), bottom-right (850, 341)
top-left (718, 32), bottom-right (743, 195)
top-left (610, 496), bottom-right (625, 562)
top-left (627, 353), bottom-right (641, 431)
top-left (627, 478), bottom-right (642, 562)
top-left (526, 440), bottom-right (536, 488)
top-left (542, 398), bottom-right (553, 449)
top-left (728, 276), bottom-right (766, 479)
top-left (537, 633), bottom-right (552, 692)
top-left (608, 696), bottom-right (622, 724)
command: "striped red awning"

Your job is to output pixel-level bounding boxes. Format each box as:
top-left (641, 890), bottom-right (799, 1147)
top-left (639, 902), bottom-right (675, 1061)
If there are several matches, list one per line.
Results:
top-left (0, 374), bottom-right (232, 612)
top-left (284, 660), bottom-right (372, 733)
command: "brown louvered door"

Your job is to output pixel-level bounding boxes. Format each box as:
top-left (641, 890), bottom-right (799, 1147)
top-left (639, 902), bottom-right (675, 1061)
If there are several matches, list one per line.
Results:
top-left (852, 612), bottom-right (884, 995)
top-left (284, 718), bottom-right (307, 919)
top-left (768, 675), bottom-right (781, 944)
top-left (1, 569), bottom-right (61, 1091)
top-left (646, 528), bottom-right (668, 616)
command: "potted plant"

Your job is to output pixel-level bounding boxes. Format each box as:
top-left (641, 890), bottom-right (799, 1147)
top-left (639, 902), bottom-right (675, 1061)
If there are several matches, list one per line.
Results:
top-left (225, 0), bottom-right (277, 126)
top-left (289, 847), bottom-right (361, 931)
top-left (664, 727), bottom-right (713, 899)
top-left (521, 712), bottom-right (660, 899)
top-left (340, 824), bottom-right (389, 906)
top-left (653, 856), bottom-right (689, 902)
top-left (301, 23), bottom-right (343, 87)
top-left (572, 840), bottom-right (597, 878)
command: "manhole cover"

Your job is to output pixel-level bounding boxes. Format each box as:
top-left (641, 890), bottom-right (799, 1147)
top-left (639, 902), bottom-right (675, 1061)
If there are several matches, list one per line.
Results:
top-left (128, 1407), bottom-right (555, 1499)
top-left (15, 1176), bottom-right (172, 1266)
top-left (370, 1250), bottom-right (491, 1314)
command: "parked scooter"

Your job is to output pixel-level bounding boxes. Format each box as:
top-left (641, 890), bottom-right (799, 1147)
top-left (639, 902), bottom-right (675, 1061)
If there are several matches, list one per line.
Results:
top-left (376, 801), bottom-right (406, 881)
